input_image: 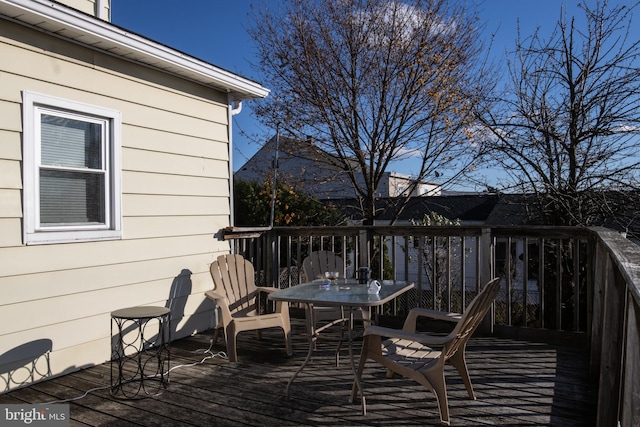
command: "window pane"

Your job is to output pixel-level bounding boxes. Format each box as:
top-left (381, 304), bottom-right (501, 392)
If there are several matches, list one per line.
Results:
top-left (41, 114), bottom-right (102, 169)
top-left (40, 170), bottom-right (105, 224)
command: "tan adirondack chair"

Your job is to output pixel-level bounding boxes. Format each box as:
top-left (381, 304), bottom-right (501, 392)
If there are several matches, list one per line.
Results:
top-left (205, 254), bottom-right (293, 362)
top-left (352, 277), bottom-right (501, 425)
top-left (301, 251), bottom-right (347, 324)
top-left (302, 250), bottom-right (345, 282)
top-left (302, 251), bottom-right (371, 326)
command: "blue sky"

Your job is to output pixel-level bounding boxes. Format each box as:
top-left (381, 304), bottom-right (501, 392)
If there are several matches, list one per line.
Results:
top-left (110, 1), bottom-right (614, 184)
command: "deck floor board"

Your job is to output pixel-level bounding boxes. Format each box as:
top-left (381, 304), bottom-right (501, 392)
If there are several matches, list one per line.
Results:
top-left (0, 319), bottom-right (597, 426)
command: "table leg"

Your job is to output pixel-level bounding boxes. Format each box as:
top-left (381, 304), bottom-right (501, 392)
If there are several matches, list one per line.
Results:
top-left (346, 306), bottom-right (367, 415)
top-left (334, 306), bottom-right (345, 367)
top-left (284, 302), bottom-right (367, 415)
top-left (285, 303), bottom-right (316, 399)
top-left (285, 303), bottom-right (349, 399)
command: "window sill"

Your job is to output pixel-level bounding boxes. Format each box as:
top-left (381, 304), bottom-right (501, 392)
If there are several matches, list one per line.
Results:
top-left (24, 230), bottom-right (122, 245)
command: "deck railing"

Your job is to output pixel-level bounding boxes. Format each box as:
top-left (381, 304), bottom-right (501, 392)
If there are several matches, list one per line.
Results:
top-left (589, 227), bottom-right (640, 427)
top-left (225, 225), bottom-right (592, 332)
top-left (222, 224), bottom-right (640, 427)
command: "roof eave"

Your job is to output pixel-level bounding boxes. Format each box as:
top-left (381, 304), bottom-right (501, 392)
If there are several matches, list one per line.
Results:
top-left (0, 0), bottom-right (269, 101)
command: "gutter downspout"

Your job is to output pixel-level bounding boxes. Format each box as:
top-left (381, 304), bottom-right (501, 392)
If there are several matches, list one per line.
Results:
top-left (96, 0), bottom-right (109, 21)
top-left (228, 98), bottom-right (243, 230)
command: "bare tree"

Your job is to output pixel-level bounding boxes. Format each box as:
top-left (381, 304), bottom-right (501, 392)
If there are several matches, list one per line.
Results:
top-left (249, 0), bottom-right (489, 224)
top-left (476, 1), bottom-right (640, 229)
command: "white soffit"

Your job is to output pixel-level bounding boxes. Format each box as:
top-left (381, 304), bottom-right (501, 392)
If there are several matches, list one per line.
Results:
top-left (0, 0), bottom-right (269, 100)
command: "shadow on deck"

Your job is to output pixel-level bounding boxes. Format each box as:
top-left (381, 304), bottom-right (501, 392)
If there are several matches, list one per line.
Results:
top-left (0, 318), bottom-right (597, 426)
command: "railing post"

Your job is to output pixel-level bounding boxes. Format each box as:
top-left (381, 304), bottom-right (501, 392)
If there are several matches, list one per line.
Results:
top-left (267, 228), bottom-right (278, 287)
top-left (479, 227), bottom-right (494, 334)
top-left (621, 296), bottom-right (640, 426)
top-left (590, 240), bottom-right (606, 379)
top-left (358, 228), bottom-right (370, 269)
top-left (480, 228), bottom-right (494, 287)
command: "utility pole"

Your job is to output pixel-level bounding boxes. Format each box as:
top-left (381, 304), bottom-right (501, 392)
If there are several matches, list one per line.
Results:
top-left (269, 124), bottom-right (280, 228)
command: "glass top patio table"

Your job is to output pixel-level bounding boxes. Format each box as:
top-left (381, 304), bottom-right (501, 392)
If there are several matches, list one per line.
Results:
top-left (269, 279), bottom-right (413, 307)
top-left (269, 279), bottom-right (414, 416)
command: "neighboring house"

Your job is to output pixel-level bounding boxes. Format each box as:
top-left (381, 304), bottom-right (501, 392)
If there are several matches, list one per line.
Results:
top-left (383, 172), bottom-right (441, 197)
top-left (235, 135), bottom-right (441, 199)
top-left (236, 135), bottom-right (355, 198)
top-left (0, 0), bottom-right (267, 392)
top-left (378, 193), bottom-right (501, 225)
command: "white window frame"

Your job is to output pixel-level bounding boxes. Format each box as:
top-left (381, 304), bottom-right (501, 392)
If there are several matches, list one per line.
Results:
top-left (22, 91), bottom-right (122, 245)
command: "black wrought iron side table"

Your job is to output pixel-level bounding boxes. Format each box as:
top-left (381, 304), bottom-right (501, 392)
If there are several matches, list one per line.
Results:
top-left (110, 306), bottom-right (171, 399)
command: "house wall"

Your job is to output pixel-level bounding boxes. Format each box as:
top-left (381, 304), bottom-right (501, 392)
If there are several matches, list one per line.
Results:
top-left (57, 0), bottom-right (109, 20)
top-left (387, 174), bottom-right (441, 197)
top-left (0, 18), bottom-right (228, 391)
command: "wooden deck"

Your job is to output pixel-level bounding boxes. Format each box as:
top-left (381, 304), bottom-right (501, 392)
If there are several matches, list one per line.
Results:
top-left (0, 318), bottom-right (597, 426)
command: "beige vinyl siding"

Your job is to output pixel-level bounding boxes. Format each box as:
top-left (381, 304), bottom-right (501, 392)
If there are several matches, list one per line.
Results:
top-left (0, 218), bottom-right (21, 245)
top-left (0, 264), bottom-right (212, 331)
top-left (123, 216), bottom-right (225, 239)
top-left (56, 0), bottom-right (100, 17)
top-left (0, 234), bottom-right (226, 277)
top-left (124, 171), bottom-right (229, 197)
top-left (123, 194), bottom-right (230, 217)
top-left (0, 96), bottom-right (22, 246)
top-left (0, 130), bottom-right (21, 158)
top-left (0, 98), bottom-right (20, 131)
top-left (0, 159), bottom-right (21, 188)
top-left (0, 189), bottom-right (21, 223)
top-left (124, 125), bottom-right (228, 159)
top-left (0, 17), bottom-right (234, 389)
top-left (123, 149), bottom-right (229, 179)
